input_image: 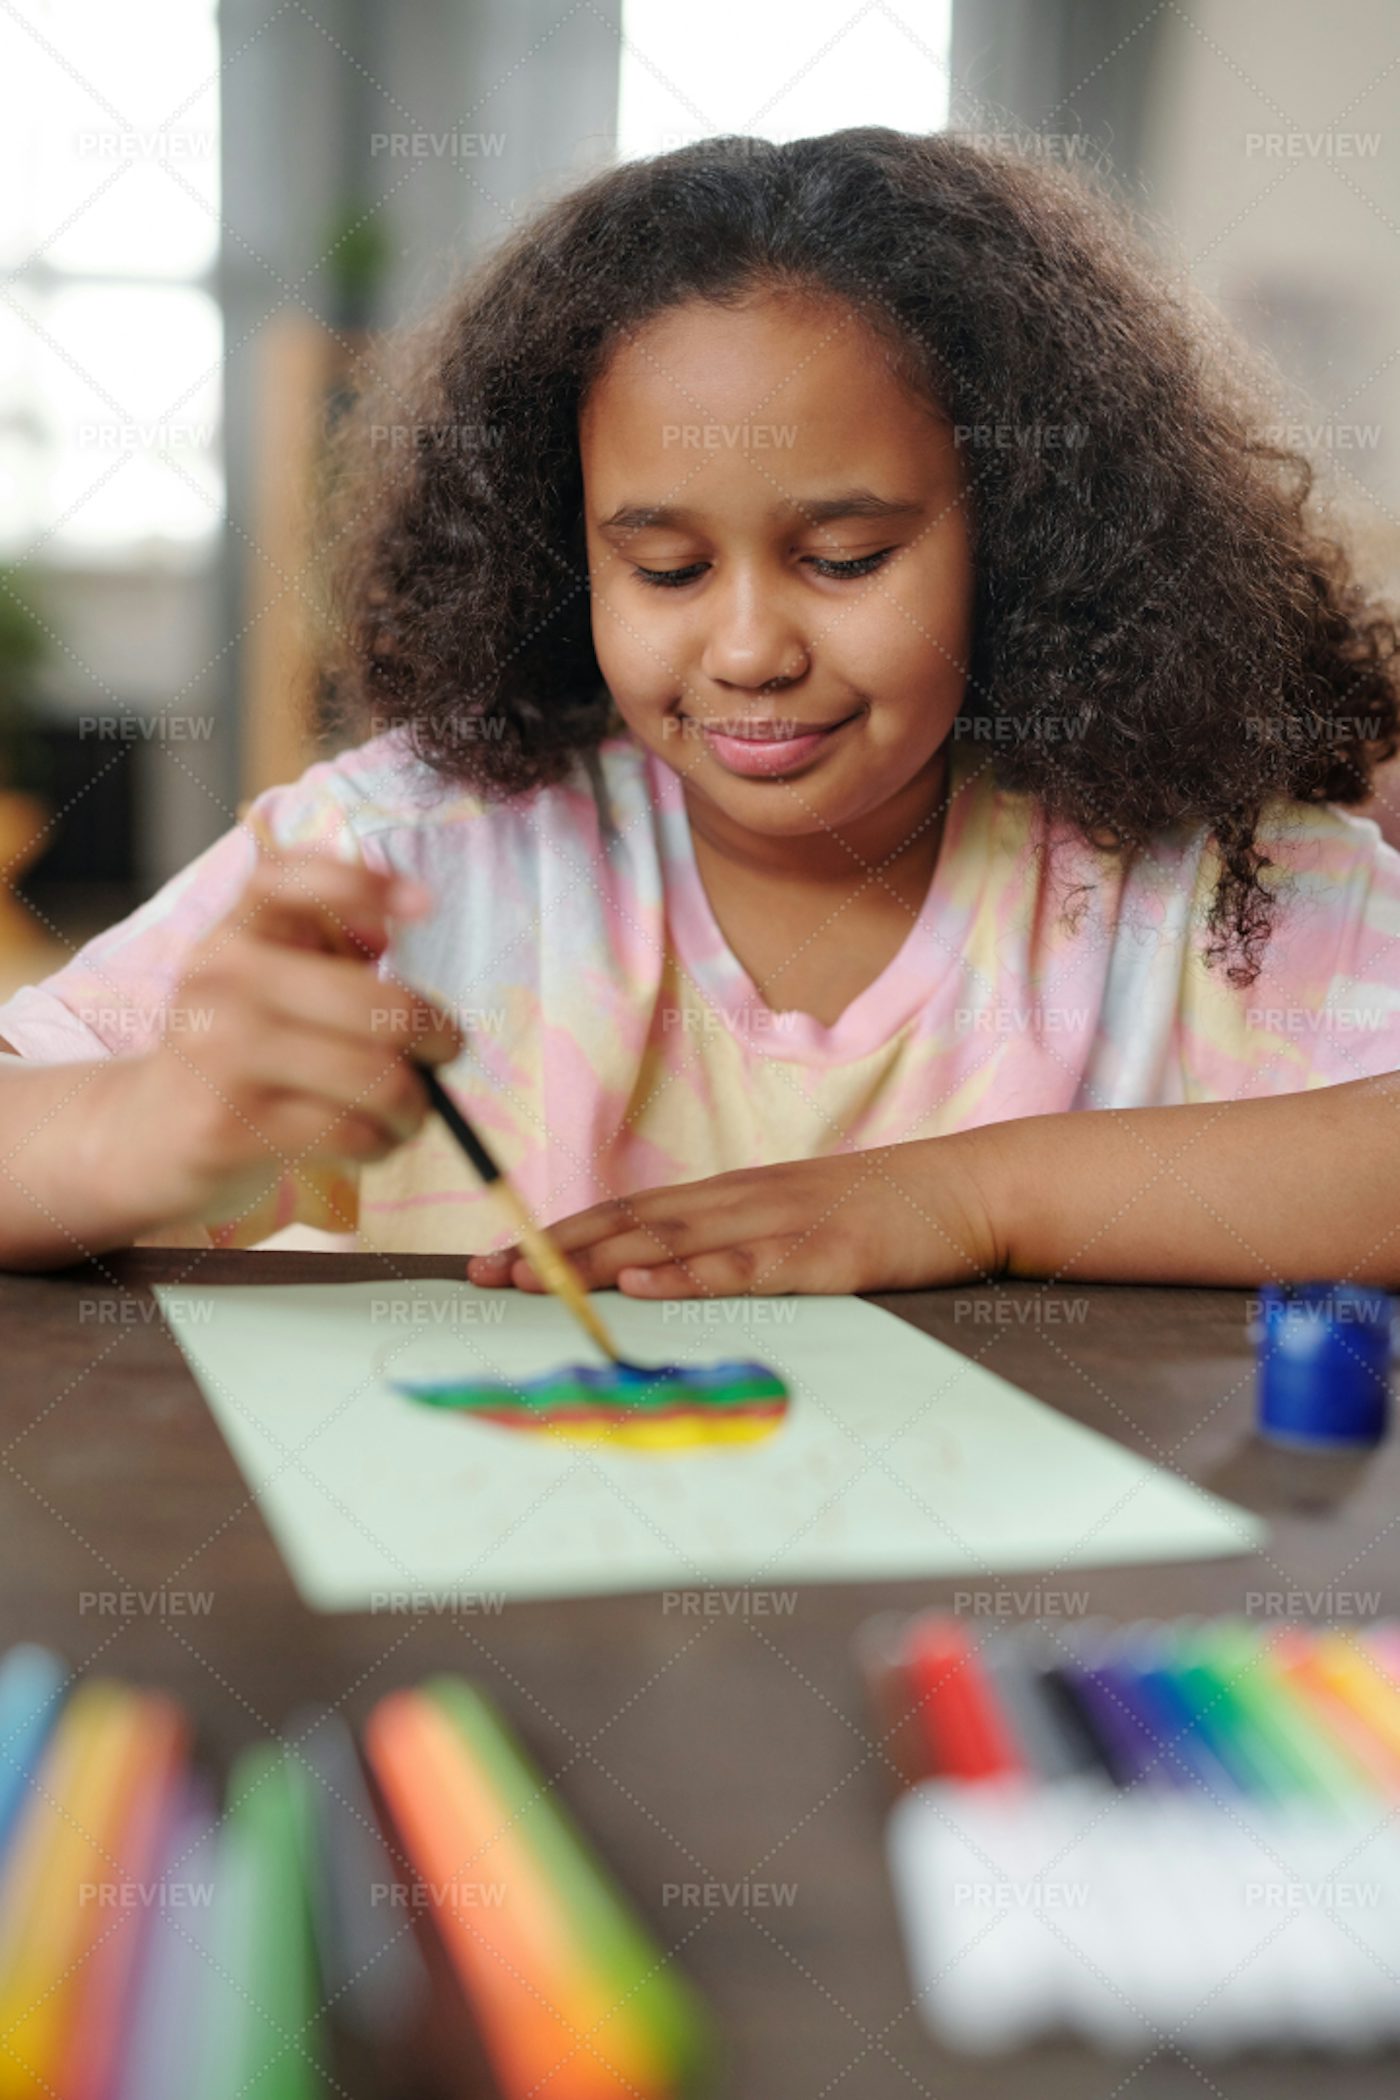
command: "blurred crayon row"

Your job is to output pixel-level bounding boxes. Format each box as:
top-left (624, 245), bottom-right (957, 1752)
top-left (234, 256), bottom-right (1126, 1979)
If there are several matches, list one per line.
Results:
top-left (0, 1647), bottom-right (711, 2099)
top-left (864, 1613), bottom-right (1400, 2056)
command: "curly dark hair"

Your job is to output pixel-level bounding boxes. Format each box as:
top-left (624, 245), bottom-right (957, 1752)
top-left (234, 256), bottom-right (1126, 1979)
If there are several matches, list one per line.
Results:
top-left (324, 126), bottom-right (1400, 983)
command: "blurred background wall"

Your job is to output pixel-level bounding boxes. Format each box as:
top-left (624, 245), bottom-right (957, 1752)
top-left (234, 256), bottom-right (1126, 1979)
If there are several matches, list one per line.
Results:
top-left (0, 0), bottom-right (1396, 988)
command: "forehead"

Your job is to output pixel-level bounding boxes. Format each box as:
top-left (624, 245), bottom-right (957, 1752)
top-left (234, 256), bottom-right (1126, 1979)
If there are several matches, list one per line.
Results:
top-left (579, 290), bottom-right (944, 484)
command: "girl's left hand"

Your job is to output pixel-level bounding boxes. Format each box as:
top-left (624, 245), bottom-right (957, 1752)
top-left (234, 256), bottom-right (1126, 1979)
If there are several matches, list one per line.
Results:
top-left (464, 1141), bottom-right (1001, 1298)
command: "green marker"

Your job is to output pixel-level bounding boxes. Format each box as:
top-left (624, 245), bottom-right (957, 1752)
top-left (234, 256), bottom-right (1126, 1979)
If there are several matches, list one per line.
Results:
top-left (1168, 1632), bottom-right (1298, 1797)
top-left (199, 1747), bottom-right (326, 2100)
top-left (1194, 1625), bottom-right (1362, 1803)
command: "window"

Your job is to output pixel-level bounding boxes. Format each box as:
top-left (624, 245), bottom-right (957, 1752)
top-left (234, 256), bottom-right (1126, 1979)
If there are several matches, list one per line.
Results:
top-left (0, 0), bottom-right (223, 565)
top-left (616, 0), bottom-right (952, 161)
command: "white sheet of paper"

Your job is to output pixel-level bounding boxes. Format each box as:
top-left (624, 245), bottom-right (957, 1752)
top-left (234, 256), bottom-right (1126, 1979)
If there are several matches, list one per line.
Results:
top-left (154, 1281), bottom-right (1264, 1609)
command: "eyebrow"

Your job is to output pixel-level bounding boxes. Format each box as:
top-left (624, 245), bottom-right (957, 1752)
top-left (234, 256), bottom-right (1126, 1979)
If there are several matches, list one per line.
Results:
top-left (597, 490), bottom-right (924, 536)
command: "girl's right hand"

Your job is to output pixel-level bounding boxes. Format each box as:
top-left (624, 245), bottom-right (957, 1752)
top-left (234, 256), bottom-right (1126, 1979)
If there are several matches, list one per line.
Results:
top-left (106, 852), bottom-right (460, 1233)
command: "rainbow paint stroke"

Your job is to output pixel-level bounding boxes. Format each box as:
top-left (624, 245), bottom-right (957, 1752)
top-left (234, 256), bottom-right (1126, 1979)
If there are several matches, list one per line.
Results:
top-left (390, 1359), bottom-right (790, 1453)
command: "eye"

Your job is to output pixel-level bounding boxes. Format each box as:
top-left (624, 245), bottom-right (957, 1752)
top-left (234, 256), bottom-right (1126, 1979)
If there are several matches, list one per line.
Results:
top-left (633, 563), bottom-right (709, 589)
top-left (804, 548), bottom-right (895, 579)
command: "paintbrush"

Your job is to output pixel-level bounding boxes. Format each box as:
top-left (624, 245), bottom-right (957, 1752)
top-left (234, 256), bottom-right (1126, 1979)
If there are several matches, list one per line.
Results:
top-left (413, 1061), bottom-right (650, 1374)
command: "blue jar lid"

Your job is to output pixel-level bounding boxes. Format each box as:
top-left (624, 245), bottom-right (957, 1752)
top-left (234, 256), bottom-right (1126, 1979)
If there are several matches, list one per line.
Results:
top-left (1251, 1284), bottom-right (1394, 1451)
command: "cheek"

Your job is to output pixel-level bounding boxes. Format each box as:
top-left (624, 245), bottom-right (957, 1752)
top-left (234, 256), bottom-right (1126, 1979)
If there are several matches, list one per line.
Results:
top-left (591, 588), bottom-right (676, 705)
top-left (848, 550), bottom-right (972, 705)
top-left (589, 562), bottom-right (643, 682)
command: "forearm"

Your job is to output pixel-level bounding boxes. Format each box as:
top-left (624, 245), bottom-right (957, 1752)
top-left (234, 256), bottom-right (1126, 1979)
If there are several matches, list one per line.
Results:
top-left (0, 1056), bottom-right (173, 1269)
top-left (963, 1075), bottom-right (1400, 1288)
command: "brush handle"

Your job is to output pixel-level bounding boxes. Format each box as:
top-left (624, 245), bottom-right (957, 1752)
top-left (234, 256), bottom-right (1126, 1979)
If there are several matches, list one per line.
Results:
top-left (417, 1064), bottom-right (501, 1185)
top-left (416, 1064), bottom-right (635, 1370)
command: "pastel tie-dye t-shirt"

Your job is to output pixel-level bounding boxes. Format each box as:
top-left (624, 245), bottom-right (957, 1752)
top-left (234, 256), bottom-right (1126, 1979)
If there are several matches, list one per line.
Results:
top-left (2, 727), bottom-right (1399, 1254)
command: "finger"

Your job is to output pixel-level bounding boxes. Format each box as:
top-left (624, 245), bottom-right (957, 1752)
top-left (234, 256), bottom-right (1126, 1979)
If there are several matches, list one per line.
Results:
top-left (538, 1183), bottom-right (730, 1253)
top-left (226, 949), bottom-right (461, 1065)
top-left (478, 1222), bottom-right (702, 1293)
top-left (241, 851), bottom-right (430, 960)
top-left (502, 1232), bottom-right (720, 1295)
top-left (466, 1247), bottom-right (518, 1285)
top-left (541, 1182), bottom-right (755, 1261)
top-left (468, 1193), bottom-right (754, 1290)
top-left (371, 981), bottom-right (463, 1066)
top-left (617, 1238), bottom-right (826, 1298)
top-left (239, 1023), bottom-right (429, 1141)
top-left (533, 1195), bottom-right (642, 1253)
top-left (233, 1090), bottom-right (407, 1166)
top-left (563, 1218), bottom-right (707, 1287)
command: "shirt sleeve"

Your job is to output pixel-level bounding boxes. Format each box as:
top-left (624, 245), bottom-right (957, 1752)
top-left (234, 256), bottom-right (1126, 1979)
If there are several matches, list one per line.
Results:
top-left (1180, 799), bottom-right (1400, 1100)
top-left (0, 753), bottom-right (372, 1245)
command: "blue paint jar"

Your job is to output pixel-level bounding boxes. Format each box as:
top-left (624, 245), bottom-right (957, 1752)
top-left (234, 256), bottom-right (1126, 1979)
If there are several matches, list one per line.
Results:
top-left (1251, 1284), bottom-right (1394, 1451)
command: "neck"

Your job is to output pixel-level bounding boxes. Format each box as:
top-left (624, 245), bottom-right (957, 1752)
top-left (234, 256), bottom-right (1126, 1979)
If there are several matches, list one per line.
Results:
top-left (681, 745), bottom-right (950, 892)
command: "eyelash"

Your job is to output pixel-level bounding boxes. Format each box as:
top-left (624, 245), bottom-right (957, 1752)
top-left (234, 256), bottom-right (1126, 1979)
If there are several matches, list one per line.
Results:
top-left (632, 548), bottom-right (895, 589)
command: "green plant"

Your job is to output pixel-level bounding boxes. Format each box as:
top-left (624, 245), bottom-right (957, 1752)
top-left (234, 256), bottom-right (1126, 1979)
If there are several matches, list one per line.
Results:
top-left (0, 571), bottom-right (49, 793)
top-left (325, 206), bottom-right (392, 330)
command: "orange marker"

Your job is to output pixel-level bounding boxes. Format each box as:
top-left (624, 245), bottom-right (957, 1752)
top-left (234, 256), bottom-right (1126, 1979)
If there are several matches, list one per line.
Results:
top-left (365, 1690), bottom-right (668, 2099)
top-left (58, 1695), bottom-right (189, 2100)
top-left (1273, 1631), bottom-right (1400, 1793)
top-left (1311, 1633), bottom-right (1400, 1768)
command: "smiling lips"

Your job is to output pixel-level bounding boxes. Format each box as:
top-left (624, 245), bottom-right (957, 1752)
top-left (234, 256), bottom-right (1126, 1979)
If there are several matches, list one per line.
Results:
top-left (693, 710), bottom-right (857, 778)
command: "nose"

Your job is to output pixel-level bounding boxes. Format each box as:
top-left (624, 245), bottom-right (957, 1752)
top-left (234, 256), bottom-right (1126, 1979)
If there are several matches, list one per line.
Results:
top-left (698, 568), bottom-right (809, 692)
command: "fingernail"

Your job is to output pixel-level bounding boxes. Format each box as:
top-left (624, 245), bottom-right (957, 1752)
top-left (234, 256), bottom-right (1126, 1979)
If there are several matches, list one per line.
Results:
top-left (390, 878), bottom-right (433, 916)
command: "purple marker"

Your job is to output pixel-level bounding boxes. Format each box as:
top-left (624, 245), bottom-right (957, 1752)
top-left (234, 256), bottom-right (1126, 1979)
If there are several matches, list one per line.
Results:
top-left (1052, 1664), bottom-right (1158, 1786)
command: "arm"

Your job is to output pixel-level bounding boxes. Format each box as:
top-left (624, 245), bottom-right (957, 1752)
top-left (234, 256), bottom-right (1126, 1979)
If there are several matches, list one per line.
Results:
top-left (0, 856), bottom-right (459, 1272)
top-left (0, 1052), bottom-right (195, 1269)
top-left (973, 1075), bottom-right (1400, 1288)
top-left (465, 1077), bottom-right (1400, 1296)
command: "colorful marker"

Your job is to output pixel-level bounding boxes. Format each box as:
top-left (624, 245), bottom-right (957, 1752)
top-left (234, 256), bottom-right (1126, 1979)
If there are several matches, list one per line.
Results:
top-left (0, 1680), bottom-right (155, 2098)
top-left (367, 1685), bottom-right (702, 2098)
top-left (194, 1748), bottom-right (326, 2100)
top-left (0, 1648), bottom-right (65, 1867)
top-left (427, 1677), bottom-right (711, 2088)
top-left (113, 1789), bottom-right (220, 2100)
top-left (871, 1610), bottom-right (1400, 2056)
top-left (979, 1633), bottom-right (1096, 1784)
top-left (902, 1620), bottom-right (1023, 1782)
top-left (58, 1693), bottom-right (188, 2100)
top-left (1271, 1630), bottom-right (1400, 1792)
top-left (292, 1706), bottom-right (428, 2050)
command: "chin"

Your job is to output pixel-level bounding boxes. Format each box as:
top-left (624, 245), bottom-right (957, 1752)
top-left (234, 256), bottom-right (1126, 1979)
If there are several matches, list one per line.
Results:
top-left (707, 776), bottom-right (868, 828)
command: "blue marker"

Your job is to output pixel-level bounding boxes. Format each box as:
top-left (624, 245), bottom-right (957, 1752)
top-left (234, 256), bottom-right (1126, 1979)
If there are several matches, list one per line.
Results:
top-left (1114, 1653), bottom-right (1238, 1793)
top-left (1089, 1658), bottom-right (1198, 1790)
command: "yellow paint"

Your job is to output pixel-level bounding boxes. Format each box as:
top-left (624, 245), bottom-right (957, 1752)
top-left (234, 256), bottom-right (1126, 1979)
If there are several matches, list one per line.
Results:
top-left (534, 1410), bottom-right (784, 1454)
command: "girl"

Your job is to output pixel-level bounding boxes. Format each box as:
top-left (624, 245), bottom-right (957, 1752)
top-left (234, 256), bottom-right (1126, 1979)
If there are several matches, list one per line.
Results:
top-left (2, 128), bottom-right (1399, 1296)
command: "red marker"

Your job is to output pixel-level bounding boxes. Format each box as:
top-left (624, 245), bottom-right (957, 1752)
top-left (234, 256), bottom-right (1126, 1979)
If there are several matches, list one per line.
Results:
top-left (903, 1618), bottom-right (1024, 1782)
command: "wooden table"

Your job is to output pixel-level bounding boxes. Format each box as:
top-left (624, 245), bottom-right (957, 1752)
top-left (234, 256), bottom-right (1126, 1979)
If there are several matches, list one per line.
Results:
top-left (4, 1250), bottom-right (1397, 2099)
